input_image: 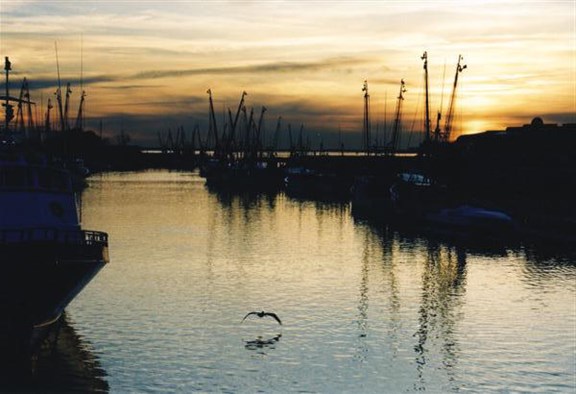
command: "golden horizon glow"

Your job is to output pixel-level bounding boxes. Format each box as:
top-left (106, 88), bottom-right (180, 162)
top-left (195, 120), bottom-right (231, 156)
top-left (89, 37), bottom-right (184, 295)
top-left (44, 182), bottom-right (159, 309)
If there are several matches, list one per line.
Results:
top-left (0, 0), bottom-right (574, 147)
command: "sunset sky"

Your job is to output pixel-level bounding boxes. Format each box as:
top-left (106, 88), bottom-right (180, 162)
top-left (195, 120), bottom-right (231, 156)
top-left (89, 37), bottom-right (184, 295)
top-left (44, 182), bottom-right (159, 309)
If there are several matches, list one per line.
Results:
top-left (1, 0), bottom-right (574, 148)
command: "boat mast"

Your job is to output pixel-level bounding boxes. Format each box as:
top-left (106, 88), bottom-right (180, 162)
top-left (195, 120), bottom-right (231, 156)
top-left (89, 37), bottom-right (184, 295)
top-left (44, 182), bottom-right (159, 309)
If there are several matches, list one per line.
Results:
top-left (272, 116), bottom-right (281, 153)
top-left (362, 80), bottom-right (371, 155)
top-left (16, 78), bottom-right (26, 132)
top-left (4, 57), bottom-right (13, 132)
top-left (442, 54), bottom-right (466, 142)
top-left (206, 88), bottom-right (219, 154)
top-left (64, 82), bottom-right (72, 132)
top-left (297, 124), bottom-right (304, 155)
top-left (45, 98), bottom-right (53, 132)
top-left (74, 90), bottom-right (86, 131)
top-left (232, 91), bottom-right (247, 136)
top-left (389, 79), bottom-right (406, 154)
top-left (245, 107), bottom-right (254, 158)
top-left (24, 78), bottom-right (34, 132)
top-left (54, 42), bottom-right (66, 132)
top-left (254, 105), bottom-right (267, 159)
top-left (383, 89), bottom-right (387, 151)
top-left (421, 51), bottom-right (431, 142)
top-left (228, 91), bottom-right (247, 158)
top-left (75, 35), bottom-right (86, 132)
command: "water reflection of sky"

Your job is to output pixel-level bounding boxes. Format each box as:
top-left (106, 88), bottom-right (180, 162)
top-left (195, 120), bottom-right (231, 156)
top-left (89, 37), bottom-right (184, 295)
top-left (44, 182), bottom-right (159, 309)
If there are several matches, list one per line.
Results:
top-left (68, 170), bottom-right (576, 393)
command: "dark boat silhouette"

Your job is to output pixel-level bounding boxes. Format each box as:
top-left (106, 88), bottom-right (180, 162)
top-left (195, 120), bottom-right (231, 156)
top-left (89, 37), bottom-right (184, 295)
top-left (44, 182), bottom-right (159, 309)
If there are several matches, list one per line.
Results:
top-left (0, 147), bottom-right (109, 359)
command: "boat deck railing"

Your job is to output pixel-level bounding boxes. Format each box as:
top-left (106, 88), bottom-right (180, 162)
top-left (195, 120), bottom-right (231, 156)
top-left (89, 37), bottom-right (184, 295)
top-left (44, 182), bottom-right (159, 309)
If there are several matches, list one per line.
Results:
top-left (0, 228), bottom-right (108, 246)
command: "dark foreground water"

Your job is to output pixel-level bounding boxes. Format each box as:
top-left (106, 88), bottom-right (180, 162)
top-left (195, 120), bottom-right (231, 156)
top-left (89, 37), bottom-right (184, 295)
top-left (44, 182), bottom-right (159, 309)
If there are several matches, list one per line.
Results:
top-left (41, 170), bottom-right (576, 392)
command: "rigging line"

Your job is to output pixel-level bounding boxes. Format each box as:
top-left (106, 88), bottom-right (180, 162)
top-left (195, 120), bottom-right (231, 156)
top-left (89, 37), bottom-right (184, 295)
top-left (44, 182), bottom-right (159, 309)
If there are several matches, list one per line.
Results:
top-left (55, 41), bottom-right (61, 91)
top-left (455, 78), bottom-right (465, 139)
top-left (80, 33), bottom-right (83, 93)
top-left (80, 33), bottom-right (85, 131)
top-left (383, 90), bottom-right (387, 148)
top-left (407, 79), bottom-right (423, 148)
top-left (38, 92), bottom-right (42, 126)
top-left (439, 58), bottom-right (447, 116)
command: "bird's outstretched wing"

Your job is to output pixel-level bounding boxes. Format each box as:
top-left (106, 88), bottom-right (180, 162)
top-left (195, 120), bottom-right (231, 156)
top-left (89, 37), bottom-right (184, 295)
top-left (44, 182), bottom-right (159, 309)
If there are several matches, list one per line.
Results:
top-left (241, 311), bottom-right (258, 323)
top-left (265, 312), bottom-right (282, 325)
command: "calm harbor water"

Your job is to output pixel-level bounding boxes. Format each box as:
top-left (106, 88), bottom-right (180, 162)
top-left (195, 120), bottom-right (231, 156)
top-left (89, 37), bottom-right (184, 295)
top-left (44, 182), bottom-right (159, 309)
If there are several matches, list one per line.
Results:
top-left (64, 170), bottom-right (575, 393)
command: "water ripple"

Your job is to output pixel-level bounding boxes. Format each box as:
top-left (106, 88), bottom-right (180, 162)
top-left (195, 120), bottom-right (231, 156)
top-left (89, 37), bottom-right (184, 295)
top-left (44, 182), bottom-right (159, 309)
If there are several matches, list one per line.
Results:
top-left (62, 171), bottom-right (576, 393)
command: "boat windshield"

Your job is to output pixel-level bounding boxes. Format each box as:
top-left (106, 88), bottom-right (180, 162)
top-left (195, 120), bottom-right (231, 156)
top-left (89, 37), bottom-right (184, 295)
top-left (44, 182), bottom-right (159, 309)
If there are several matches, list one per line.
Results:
top-left (0, 166), bottom-right (32, 188)
top-left (37, 168), bottom-right (70, 191)
top-left (0, 165), bottom-right (71, 192)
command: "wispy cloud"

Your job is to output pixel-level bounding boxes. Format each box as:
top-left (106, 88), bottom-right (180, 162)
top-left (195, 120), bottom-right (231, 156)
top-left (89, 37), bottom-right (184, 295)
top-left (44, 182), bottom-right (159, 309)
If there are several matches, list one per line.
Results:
top-left (22, 75), bottom-right (116, 90)
top-left (130, 57), bottom-right (372, 80)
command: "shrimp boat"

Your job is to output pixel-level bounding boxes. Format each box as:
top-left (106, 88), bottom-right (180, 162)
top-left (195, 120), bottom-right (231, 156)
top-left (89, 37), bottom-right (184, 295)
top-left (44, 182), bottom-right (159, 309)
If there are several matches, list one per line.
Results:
top-left (0, 57), bottom-right (109, 358)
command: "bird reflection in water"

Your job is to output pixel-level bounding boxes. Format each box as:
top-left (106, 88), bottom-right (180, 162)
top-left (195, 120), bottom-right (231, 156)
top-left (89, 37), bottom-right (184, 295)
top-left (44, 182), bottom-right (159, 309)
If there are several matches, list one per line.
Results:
top-left (244, 333), bottom-right (282, 351)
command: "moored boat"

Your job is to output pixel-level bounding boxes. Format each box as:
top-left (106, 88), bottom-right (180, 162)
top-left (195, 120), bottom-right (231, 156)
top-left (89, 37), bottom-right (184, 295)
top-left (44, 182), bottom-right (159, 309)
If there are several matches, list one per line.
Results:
top-left (284, 166), bottom-right (353, 200)
top-left (424, 204), bottom-right (516, 238)
top-left (389, 172), bottom-right (452, 220)
top-left (0, 147), bottom-right (109, 359)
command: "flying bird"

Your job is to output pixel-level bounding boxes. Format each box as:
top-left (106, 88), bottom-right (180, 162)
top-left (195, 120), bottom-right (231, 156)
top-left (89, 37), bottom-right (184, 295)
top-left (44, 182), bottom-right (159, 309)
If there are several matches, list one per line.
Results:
top-left (241, 311), bottom-right (282, 325)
